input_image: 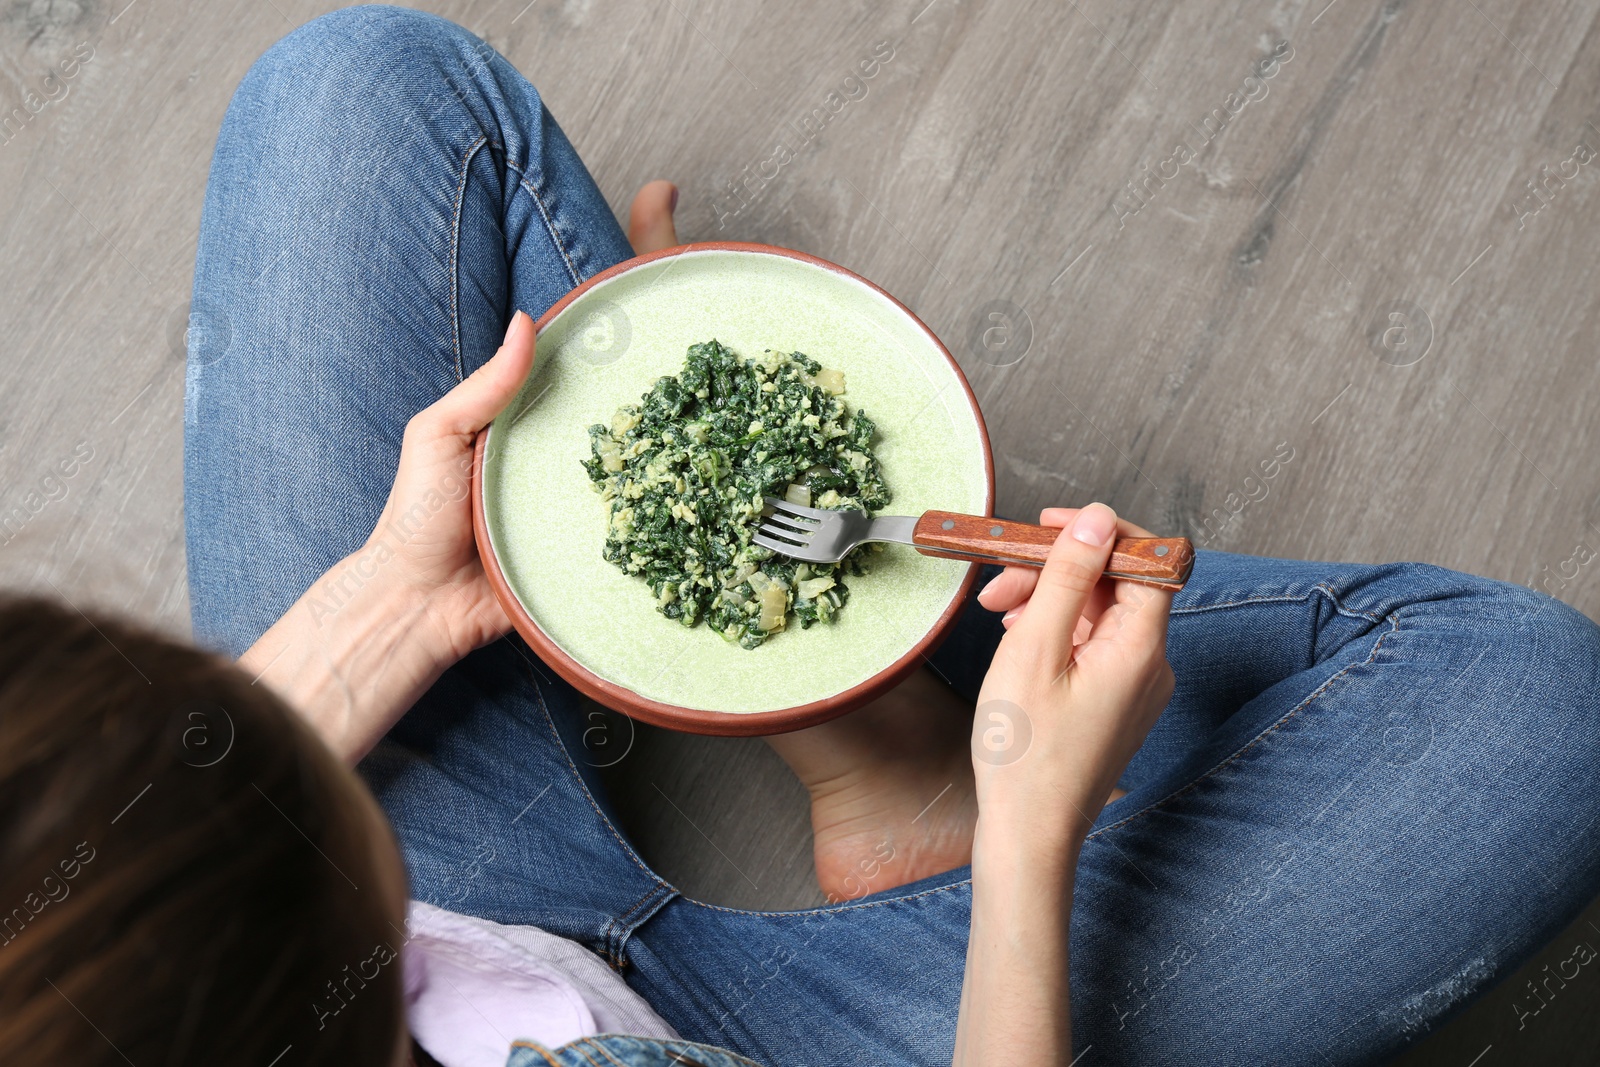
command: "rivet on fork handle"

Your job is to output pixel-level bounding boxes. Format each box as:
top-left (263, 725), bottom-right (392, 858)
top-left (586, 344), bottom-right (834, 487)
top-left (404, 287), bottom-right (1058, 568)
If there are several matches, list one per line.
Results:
top-left (911, 511), bottom-right (1194, 590)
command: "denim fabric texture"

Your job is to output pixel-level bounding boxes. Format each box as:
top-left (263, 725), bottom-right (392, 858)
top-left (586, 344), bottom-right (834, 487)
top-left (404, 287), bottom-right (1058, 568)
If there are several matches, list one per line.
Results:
top-left (185, 7), bottom-right (1600, 1065)
top-left (504, 1035), bottom-right (763, 1067)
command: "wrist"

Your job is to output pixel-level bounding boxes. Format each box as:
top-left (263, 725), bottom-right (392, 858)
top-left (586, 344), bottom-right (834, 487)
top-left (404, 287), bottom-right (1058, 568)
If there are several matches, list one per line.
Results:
top-left (961, 817), bottom-right (1078, 1065)
top-left (312, 544), bottom-right (445, 661)
top-left (976, 777), bottom-right (1098, 849)
top-left (973, 813), bottom-right (1083, 882)
top-left (243, 546), bottom-right (452, 763)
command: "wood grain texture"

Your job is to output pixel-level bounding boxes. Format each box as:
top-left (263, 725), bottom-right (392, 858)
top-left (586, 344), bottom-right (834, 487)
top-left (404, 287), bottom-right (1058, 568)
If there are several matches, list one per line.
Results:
top-left (3, 0), bottom-right (1599, 1060)
top-left (912, 510), bottom-right (1195, 585)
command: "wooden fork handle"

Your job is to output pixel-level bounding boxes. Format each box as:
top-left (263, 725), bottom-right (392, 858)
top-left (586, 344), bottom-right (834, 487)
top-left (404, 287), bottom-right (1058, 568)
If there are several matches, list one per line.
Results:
top-left (911, 511), bottom-right (1194, 590)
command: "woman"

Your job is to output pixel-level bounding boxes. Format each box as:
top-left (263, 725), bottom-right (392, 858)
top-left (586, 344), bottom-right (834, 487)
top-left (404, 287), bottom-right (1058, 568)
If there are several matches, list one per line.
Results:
top-left (4, 6), bottom-right (1599, 1064)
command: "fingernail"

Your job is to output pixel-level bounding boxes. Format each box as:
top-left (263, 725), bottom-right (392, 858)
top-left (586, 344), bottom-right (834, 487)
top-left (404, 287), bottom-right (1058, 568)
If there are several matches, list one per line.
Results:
top-left (505, 310), bottom-right (529, 341)
top-left (979, 574), bottom-right (1000, 600)
top-left (669, 184), bottom-right (679, 212)
top-left (1071, 503), bottom-right (1115, 547)
top-left (1002, 606), bottom-right (1022, 627)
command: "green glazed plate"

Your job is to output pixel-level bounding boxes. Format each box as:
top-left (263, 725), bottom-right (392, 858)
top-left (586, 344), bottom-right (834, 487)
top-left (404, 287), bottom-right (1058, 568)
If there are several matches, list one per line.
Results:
top-left (477, 245), bottom-right (991, 730)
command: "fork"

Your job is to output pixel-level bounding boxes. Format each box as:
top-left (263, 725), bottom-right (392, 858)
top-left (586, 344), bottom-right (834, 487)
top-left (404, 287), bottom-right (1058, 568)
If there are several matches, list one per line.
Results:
top-left (756, 498), bottom-right (1194, 590)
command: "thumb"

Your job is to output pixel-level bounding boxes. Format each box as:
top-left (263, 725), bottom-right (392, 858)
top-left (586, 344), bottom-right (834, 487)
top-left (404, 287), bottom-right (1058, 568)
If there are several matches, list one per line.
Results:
top-left (1008, 503), bottom-right (1118, 663)
top-left (427, 310), bottom-right (536, 436)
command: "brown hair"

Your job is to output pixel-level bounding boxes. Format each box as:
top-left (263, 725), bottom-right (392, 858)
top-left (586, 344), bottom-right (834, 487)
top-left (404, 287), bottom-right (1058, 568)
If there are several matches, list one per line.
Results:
top-left (0, 597), bottom-right (407, 1065)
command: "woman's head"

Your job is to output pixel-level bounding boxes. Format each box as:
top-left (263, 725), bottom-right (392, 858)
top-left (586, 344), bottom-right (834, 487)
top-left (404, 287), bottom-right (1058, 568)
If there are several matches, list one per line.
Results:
top-left (0, 597), bottom-right (408, 1065)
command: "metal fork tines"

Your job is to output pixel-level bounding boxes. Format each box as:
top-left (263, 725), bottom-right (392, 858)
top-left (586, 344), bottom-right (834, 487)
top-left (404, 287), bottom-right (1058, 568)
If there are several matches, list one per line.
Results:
top-left (753, 497), bottom-right (914, 564)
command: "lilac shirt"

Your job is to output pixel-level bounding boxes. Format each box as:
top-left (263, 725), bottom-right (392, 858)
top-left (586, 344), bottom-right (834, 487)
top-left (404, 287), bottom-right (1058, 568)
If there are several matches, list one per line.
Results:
top-left (403, 902), bottom-right (677, 1066)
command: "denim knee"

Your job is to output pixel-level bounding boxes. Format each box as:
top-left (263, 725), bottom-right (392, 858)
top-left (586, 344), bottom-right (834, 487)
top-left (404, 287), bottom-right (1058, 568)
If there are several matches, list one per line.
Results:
top-left (1317, 560), bottom-right (1600, 791)
top-left (228, 5), bottom-right (504, 141)
top-left (1424, 568), bottom-right (1600, 784)
top-left (1365, 560), bottom-right (1598, 647)
top-left (252, 5), bottom-right (484, 80)
top-left (1444, 574), bottom-right (1600, 936)
top-left (1443, 567), bottom-right (1600, 672)
top-left (210, 2), bottom-right (528, 243)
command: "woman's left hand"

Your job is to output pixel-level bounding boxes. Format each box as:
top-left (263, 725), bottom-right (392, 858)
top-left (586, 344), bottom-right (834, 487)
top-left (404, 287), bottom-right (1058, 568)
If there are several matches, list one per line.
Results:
top-left (240, 312), bottom-right (536, 763)
top-left (368, 310), bottom-right (535, 664)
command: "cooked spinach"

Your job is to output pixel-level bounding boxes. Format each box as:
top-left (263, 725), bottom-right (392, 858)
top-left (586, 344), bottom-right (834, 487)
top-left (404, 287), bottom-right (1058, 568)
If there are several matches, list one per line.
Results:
top-left (582, 340), bottom-right (890, 649)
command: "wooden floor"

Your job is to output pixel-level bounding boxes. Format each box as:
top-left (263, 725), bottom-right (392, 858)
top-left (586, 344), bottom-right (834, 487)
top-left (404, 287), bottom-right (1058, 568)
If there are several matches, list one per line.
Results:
top-left (3, 0), bottom-right (1598, 1061)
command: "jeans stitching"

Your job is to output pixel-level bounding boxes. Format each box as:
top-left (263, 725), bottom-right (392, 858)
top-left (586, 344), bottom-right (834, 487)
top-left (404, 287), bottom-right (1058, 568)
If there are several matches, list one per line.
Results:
top-left (1086, 608), bottom-right (1401, 842)
top-left (507, 1040), bottom-right (563, 1067)
top-left (602, 883), bottom-right (670, 965)
top-left (510, 649), bottom-right (671, 888)
top-left (449, 134), bottom-right (491, 383)
top-left (684, 874), bottom-right (973, 918)
top-left (1171, 583), bottom-right (1385, 623)
top-left (508, 160), bottom-right (584, 288)
top-left (610, 884), bottom-right (663, 930)
top-left (580, 1040), bottom-right (629, 1067)
top-left (663, 1042), bottom-right (766, 1067)
top-left (624, 892), bottom-right (662, 926)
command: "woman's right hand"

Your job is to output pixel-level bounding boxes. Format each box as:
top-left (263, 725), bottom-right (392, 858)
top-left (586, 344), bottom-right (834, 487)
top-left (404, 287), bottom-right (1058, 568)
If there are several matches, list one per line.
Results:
top-left (977, 506), bottom-right (1158, 633)
top-left (970, 503), bottom-right (1176, 844)
top-left (954, 503), bottom-right (1176, 1065)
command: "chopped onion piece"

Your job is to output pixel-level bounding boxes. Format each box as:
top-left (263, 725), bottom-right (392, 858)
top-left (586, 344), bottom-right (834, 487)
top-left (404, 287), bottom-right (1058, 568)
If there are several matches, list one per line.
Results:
top-left (797, 576), bottom-right (836, 601)
top-left (784, 482), bottom-right (811, 507)
top-left (812, 367), bottom-right (846, 395)
top-left (758, 585), bottom-right (788, 631)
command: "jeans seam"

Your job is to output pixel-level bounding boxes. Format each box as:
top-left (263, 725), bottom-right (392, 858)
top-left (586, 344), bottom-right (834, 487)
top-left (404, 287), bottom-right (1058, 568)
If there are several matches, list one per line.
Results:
top-left (1170, 583), bottom-right (1386, 624)
top-left (580, 1040), bottom-right (628, 1067)
top-left (601, 883), bottom-right (671, 967)
top-left (1086, 608), bottom-right (1402, 842)
top-left (608, 884), bottom-right (662, 931)
top-left (449, 137), bottom-right (582, 383)
top-left (509, 647), bottom-right (672, 889)
top-left (581, 1038), bottom-right (765, 1067)
top-left (450, 134), bottom-right (492, 382)
top-left (508, 160), bottom-right (584, 289)
top-left (508, 1041), bottom-right (563, 1067)
top-left (683, 875), bottom-right (972, 918)
top-left (669, 1042), bottom-right (765, 1067)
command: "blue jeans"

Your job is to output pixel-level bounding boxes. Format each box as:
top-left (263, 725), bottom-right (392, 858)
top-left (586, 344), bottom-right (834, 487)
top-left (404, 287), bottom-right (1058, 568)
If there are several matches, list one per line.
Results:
top-left (184, 8), bottom-right (1600, 1065)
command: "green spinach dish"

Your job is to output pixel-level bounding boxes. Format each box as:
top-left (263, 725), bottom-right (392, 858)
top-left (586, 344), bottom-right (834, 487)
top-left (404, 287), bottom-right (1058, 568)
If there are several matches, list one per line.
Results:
top-left (582, 340), bottom-right (890, 649)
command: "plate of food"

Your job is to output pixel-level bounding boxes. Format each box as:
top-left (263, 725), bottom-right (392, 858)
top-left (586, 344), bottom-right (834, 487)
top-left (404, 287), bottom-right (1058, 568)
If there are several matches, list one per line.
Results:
top-left (472, 242), bottom-right (993, 735)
